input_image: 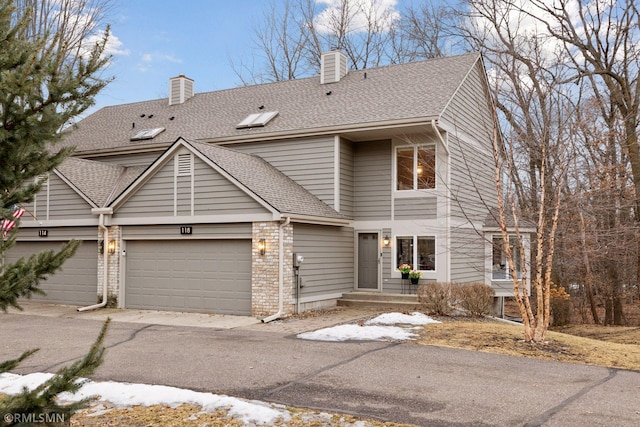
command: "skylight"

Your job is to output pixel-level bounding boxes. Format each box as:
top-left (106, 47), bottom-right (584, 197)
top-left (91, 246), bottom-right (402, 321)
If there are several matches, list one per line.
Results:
top-left (130, 127), bottom-right (165, 141)
top-left (236, 111), bottom-right (278, 129)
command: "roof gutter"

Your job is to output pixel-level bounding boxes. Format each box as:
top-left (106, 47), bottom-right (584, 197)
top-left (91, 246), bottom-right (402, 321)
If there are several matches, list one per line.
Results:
top-left (200, 117), bottom-right (440, 145)
top-left (78, 208), bottom-right (113, 312)
top-left (262, 216), bottom-right (290, 323)
top-left (285, 213), bottom-right (350, 226)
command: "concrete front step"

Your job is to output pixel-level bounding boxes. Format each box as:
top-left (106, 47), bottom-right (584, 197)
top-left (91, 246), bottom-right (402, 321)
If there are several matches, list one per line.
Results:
top-left (337, 299), bottom-right (423, 310)
top-left (337, 292), bottom-right (423, 310)
top-left (340, 292), bottom-right (419, 302)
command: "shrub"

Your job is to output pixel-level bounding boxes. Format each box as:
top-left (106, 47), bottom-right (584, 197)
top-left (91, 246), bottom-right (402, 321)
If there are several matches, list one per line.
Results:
top-left (455, 283), bottom-right (495, 317)
top-left (418, 282), bottom-right (455, 315)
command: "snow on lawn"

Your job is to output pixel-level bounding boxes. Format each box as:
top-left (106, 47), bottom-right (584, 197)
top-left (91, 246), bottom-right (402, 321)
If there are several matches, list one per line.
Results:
top-left (297, 312), bottom-right (440, 342)
top-left (0, 372), bottom-right (290, 426)
top-left (365, 312), bottom-right (441, 326)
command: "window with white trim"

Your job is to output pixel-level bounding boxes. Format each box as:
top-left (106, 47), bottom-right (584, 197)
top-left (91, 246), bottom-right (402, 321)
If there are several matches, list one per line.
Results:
top-left (492, 235), bottom-right (522, 280)
top-left (396, 145), bottom-right (436, 190)
top-left (396, 236), bottom-right (435, 271)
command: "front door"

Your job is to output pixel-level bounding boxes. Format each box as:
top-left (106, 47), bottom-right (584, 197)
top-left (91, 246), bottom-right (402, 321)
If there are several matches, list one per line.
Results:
top-left (357, 233), bottom-right (379, 290)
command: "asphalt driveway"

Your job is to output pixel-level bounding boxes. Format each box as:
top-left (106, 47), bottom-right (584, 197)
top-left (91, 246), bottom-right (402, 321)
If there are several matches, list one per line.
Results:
top-left (0, 307), bottom-right (638, 426)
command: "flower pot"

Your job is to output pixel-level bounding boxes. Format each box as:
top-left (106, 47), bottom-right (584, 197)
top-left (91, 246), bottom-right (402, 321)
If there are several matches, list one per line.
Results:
top-left (410, 277), bottom-right (419, 285)
top-left (401, 272), bottom-right (409, 279)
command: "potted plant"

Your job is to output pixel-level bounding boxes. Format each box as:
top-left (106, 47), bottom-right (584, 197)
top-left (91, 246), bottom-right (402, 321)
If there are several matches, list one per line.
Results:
top-left (409, 270), bottom-right (421, 285)
top-left (397, 264), bottom-right (412, 279)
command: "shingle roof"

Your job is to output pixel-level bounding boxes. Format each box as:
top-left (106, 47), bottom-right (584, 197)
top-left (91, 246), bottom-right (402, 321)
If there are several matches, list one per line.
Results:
top-left (183, 139), bottom-right (347, 220)
top-left (62, 53), bottom-right (481, 153)
top-left (55, 158), bottom-right (145, 207)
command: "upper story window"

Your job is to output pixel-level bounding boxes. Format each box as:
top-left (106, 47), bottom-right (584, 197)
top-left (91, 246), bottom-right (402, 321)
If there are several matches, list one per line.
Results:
top-left (396, 145), bottom-right (436, 190)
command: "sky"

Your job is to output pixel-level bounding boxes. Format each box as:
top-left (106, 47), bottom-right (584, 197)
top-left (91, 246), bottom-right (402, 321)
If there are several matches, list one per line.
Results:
top-left (91, 0), bottom-right (408, 114)
top-left (93, 1), bottom-right (274, 112)
top-left (0, 312), bottom-right (439, 425)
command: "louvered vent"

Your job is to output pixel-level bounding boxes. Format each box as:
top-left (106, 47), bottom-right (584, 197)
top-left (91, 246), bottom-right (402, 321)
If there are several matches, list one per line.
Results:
top-left (177, 153), bottom-right (193, 176)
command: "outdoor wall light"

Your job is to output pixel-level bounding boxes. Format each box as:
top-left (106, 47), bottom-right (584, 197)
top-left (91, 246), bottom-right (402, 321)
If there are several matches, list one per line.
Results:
top-left (383, 235), bottom-right (391, 247)
top-left (108, 239), bottom-right (117, 254)
top-left (258, 238), bottom-right (266, 256)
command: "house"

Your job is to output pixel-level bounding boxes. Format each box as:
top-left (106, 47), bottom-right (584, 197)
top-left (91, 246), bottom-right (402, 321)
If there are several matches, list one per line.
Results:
top-left (8, 51), bottom-right (528, 318)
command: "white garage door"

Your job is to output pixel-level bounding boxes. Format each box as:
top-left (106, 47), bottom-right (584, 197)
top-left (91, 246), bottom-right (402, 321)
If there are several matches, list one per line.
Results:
top-left (5, 241), bottom-right (98, 305)
top-left (125, 239), bottom-right (251, 315)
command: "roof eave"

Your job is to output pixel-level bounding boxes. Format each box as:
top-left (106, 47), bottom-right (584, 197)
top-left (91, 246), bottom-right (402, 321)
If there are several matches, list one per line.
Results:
top-left (286, 213), bottom-right (351, 226)
top-left (199, 116), bottom-right (441, 145)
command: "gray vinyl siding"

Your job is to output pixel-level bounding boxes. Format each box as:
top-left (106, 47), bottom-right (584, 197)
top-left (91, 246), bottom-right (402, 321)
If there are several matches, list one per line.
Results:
top-left (16, 226), bottom-right (98, 241)
top-left (448, 134), bottom-right (495, 222)
top-left (323, 54), bottom-right (336, 82)
top-left (115, 157), bottom-right (175, 217)
top-left (193, 157), bottom-right (266, 214)
top-left (116, 156), bottom-right (267, 218)
top-left (381, 227), bottom-right (399, 292)
top-left (82, 151), bottom-right (162, 167)
top-left (394, 197), bottom-right (437, 219)
top-left (31, 174), bottom-right (93, 220)
top-left (449, 227), bottom-right (486, 283)
top-left (293, 224), bottom-right (354, 298)
top-left (441, 61), bottom-right (494, 144)
top-left (354, 140), bottom-right (392, 220)
top-left (122, 223), bottom-right (251, 239)
top-left (340, 139), bottom-right (354, 217)
top-left (224, 136), bottom-right (336, 208)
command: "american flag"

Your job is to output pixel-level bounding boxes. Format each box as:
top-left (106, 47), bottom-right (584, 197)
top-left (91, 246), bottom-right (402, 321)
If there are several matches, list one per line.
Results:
top-left (1, 206), bottom-right (26, 239)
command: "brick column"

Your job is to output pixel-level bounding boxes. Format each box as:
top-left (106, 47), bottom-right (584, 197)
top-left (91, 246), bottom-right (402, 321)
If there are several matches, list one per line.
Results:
top-left (97, 225), bottom-right (120, 307)
top-left (252, 221), bottom-right (294, 317)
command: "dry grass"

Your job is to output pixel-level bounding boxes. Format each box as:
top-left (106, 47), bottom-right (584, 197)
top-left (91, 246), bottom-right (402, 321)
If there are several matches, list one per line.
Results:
top-left (417, 320), bottom-right (640, 371)
top-left (70, 403), bottom-right (416, 426)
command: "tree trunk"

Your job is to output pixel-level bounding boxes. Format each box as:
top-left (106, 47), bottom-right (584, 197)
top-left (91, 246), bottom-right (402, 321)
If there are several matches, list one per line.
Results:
top-left (579, 212), bottom-right (600, 324)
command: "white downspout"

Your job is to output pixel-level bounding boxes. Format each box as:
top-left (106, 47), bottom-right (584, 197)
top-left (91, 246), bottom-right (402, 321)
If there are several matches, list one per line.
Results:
top-left (77, 213), bottom-right (109, 312)
top-left (262, 216), bottom-right (291, 323)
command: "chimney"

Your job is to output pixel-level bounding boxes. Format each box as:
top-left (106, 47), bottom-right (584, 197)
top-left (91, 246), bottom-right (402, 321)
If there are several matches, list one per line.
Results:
top-left (320, 51), bottom-right (348, 84)
top-left (169, 75), bottom-right (194, 105)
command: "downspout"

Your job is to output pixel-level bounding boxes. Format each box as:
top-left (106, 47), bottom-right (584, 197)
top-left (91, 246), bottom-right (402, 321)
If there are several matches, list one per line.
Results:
top-left (78, 212), bottom-right (109, 312)
top-left (432, 119), bottom-right (451, 283)
top-left (262, 216), bottom-right (291, 323)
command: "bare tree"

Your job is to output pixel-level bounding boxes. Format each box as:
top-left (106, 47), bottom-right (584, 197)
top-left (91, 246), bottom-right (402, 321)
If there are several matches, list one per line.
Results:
top-left (232, 0), bottom-right (453, 84)
top-left (460, 0), bottom-right (577, 340)
top-left (520, 0), bottom-right (640, 325)
top-left (13, 0), bottom-right (115, 69)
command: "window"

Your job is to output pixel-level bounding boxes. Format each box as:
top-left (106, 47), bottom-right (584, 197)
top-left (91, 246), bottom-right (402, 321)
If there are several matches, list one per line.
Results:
top-left (236, 111), bottom-right (278, 129)
top-left (396, 236), bottom-right (435, 271)
top-left (130, 127), bottom-right (165, 141)
top-left (396, 146), bottom-right (435, 190)
top-left (492, 235), bottom-right (522, 280)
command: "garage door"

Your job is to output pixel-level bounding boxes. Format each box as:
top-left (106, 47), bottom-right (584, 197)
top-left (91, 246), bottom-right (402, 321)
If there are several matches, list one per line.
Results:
top-left (5, 241), bottom-right (98, 305)
top-left (125, 239), bottom-right (251, 315)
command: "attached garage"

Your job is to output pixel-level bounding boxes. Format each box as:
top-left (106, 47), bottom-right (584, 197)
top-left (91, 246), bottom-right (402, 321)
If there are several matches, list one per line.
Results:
top-left (124, 239), bottom-right (252, 315)
top-left (6, 240), bottom-right (98, 305)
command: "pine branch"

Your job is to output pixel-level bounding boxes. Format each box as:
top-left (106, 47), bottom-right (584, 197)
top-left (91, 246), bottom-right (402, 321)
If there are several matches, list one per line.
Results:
top-left (0, 319), bottom-right (110, 419)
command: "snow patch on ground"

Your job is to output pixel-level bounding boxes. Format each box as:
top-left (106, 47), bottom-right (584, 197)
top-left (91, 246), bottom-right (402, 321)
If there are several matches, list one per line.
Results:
top-left (297, 311), bottom-right (441, 342)
top-left (0, 373), bottom-right (289, 425)
top-left (366, 311), bottom-right (441, 326)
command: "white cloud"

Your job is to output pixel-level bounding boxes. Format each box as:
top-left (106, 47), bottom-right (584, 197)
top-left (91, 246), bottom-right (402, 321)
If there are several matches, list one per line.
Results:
top-left (314, 0), bottom-right (400, 35)
top-left (137, 53), bottom-right (183, 72)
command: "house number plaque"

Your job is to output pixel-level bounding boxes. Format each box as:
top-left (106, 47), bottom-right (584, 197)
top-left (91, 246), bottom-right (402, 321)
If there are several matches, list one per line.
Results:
top-left (180, 226), bottom-right (192, 235)
top-left (38, 229), bottom-right (48, 237)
